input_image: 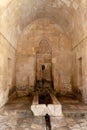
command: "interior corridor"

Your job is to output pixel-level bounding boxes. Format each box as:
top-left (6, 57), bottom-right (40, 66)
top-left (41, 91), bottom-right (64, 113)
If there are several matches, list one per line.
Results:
top-left (0, 0), bottom-right (87, 130)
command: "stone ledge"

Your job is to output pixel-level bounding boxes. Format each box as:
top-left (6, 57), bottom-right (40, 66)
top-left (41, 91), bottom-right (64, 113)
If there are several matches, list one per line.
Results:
top-left (47, 104), bottom-right (63, 116)
top-left (47, 93), bottom-right (63, 116)
top-left (31, 93), bottom-right (47, 116)
top-left (31, 92), bottom-right (63, 116)
top-left (31, 104), bottom-right (47, 116)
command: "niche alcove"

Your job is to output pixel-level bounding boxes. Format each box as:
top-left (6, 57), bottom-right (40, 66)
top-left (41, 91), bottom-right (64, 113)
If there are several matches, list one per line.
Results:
top-left (16, 18), bottom-right (72, 97)
top-left (36, 39), bottom-right (53, 91)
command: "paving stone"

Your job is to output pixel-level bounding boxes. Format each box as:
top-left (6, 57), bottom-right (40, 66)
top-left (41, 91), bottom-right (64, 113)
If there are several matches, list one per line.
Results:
top-left (68, 124), bottom-right (81, 129)
top-left (51, 117), bottom-right (67, 129)
top-left (0, 96), bottom-right (87, 130)
top-left (52, 126), bottom-right (70, 130)
top-left (80, 122), bottom-right (87, 127)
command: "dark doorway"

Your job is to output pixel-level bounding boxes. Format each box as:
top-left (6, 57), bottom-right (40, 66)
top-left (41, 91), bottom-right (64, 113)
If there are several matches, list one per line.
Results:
top-left (42, 65), bottom-right (45, 70)
top-left (36, 39), bottom-right (53, 91)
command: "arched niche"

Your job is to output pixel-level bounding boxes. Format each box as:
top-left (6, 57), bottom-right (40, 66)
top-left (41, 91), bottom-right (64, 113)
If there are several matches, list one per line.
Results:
top-left (36, 39), bottom-right (53, 90)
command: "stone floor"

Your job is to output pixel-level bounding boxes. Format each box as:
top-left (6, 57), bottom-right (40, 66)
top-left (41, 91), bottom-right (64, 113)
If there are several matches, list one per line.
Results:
top-left (0, 95), bottom-right (87, 130)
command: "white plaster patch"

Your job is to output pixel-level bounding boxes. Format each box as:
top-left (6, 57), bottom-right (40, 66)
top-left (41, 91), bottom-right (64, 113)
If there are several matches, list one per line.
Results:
top-left (72, 2), bottom-right (79, 10)
top-left (17, 25), bottom-right (21, 34)
top-left (0, 0), bottom-right (11, 7)
top-left (32, 47), bottom-right (35, 55)
top-left (61, 0), bottom-right (71, 7)
top-left (57, 0), bottom-right (63, 8)
top-left (81, 0), bottom-right (87, 5)
top-left (52, 58), bottom-right (56, 63)
top-left (0, 88), bottom-right (8, 107)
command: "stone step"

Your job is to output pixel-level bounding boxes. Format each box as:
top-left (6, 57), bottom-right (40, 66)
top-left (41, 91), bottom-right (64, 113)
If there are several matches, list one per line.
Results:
top-left (63, 110), bottom-right (87, 117)
top-left (0, 106), bottom-right (33, 118)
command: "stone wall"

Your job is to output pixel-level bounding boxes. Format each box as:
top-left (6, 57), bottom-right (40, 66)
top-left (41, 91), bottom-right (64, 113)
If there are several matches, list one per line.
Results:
top-left (72, 36), bottom-right (87, 103)
top-left (0, 33), bottom-right (16, 107)
top-left (16, 19), bottom-right (72, 96)
top-left (16, 55), bottom-right (36, 96)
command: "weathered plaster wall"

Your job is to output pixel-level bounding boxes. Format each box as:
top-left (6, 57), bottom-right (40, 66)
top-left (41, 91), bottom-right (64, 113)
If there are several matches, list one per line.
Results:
top-left (71, 1), bottom-right (87, 47)
top-left (72, 36), bottom-right (87, 103)
top-left (0, 33), bottom-right (16, 107)
top-left (16, 56), bottom-right (36, 96)
top-left (16, 19), bottom-right (72, 96)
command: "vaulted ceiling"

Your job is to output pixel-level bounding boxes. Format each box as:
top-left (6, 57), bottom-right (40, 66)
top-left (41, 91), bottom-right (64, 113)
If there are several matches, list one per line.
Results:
top-left (0, 0), bottom-right (87, 48)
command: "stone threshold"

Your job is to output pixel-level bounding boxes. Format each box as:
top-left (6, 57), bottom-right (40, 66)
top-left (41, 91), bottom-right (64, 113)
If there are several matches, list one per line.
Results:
top-left (31, 92), bottom-right (63, 116)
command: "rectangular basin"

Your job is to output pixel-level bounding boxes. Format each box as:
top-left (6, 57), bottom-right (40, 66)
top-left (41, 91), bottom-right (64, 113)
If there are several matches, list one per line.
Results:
top-left (31, 93), bottom-right (47, 116)
top-left (31, 92), bottom-right (63, 116)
